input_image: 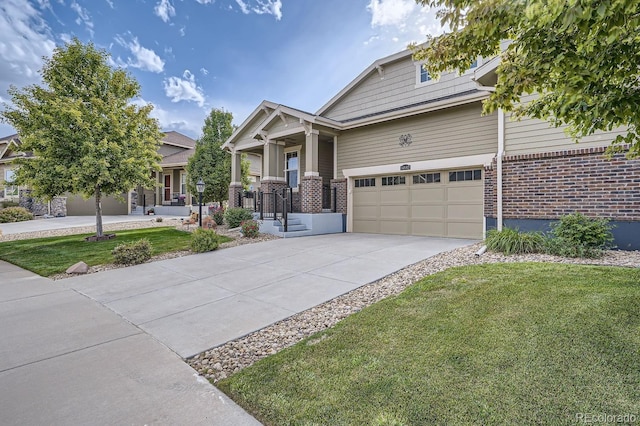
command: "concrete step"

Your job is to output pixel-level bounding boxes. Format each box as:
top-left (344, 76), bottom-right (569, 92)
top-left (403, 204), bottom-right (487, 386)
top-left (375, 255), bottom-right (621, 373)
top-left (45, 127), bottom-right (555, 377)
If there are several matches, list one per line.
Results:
top-left (281, 229), bottom-right (313, 238)
top-left (275, 218), bottom-right (302, 226)
top-left (277, 224), bottom-right (307, 232)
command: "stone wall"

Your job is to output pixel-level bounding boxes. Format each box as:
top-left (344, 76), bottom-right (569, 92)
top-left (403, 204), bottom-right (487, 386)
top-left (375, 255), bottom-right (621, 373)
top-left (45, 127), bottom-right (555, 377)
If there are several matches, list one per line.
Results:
top-left (18, 190), bottom-right (68, 216)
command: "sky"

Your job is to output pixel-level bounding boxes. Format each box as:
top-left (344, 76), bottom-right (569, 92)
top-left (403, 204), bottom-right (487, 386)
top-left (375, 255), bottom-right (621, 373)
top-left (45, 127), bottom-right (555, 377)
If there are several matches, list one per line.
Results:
top-left (0, 0), bottom-right (446, 140)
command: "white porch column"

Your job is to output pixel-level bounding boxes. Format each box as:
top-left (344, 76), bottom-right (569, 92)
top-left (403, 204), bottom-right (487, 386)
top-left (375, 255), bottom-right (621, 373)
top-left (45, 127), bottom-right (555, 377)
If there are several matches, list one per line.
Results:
top-left (230, 149), bottom-right (242, 186)
top-left (304, 129), bottom-right (319, 176)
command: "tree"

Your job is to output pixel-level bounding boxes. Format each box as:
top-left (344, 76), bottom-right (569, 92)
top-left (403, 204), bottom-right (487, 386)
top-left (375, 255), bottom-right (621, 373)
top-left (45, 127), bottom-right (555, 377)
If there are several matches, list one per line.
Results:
top-left (0, 39), bottom-right (162, 237)
top-left (411, 0), bottom-right (640, 158)
top-left (241, 154), bottom-right (251, 190)
top-left (187, 108), bottom-right (234, 203)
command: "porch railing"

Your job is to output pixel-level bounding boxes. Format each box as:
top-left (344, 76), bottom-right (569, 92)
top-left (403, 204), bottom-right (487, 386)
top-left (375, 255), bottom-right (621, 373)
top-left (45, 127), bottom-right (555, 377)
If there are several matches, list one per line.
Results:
top-left (322, 185), bottom-right (337, 213)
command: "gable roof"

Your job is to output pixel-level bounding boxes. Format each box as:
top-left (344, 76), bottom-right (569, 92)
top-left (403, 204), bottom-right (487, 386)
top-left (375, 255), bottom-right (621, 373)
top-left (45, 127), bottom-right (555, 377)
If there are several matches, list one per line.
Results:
top-left (160, 148), bottom-right (195, 167)
top-left (0, 134), bottom-right (24, 163)
top-left (315, 48), bottom-right (413, 116)
top-left (222, 100), bottom-right (278, 149)
top-left (162, 131), bottom-right (196, 149)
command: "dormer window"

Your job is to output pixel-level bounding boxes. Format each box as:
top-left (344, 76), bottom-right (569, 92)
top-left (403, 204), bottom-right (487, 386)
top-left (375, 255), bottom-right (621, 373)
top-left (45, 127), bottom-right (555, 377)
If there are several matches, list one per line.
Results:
top-left (420, 65), bottom-right (431, 83)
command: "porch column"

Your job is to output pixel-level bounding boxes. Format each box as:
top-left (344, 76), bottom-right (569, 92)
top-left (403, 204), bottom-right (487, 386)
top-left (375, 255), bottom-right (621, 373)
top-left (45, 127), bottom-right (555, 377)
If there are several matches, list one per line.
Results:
top-left (261, 140), bottom-right (287, 214)
top-left (155, 172), bottom-right (162, 206)
top-left (302, 129), bottom-right (322, 213)
top-left (228, 149), bottom-right (243, 208)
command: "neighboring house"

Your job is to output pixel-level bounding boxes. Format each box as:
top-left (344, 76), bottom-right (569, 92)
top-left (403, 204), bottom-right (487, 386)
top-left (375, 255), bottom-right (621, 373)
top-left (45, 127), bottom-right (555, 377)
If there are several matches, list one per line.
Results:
top-left (0, 130), bottom-right (198, 216)
top-left (224, 48), bottom-right (640, 249)
top-left (0, 134), bottom-right (25, 201)
top-left (135, 130), bottom-right (196, 214)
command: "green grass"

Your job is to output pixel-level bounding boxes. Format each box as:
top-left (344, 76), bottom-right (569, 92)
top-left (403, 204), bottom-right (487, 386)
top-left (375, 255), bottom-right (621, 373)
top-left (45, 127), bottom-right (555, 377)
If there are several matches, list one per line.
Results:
top-left (218, 263), bottom-right (640, 425)
top-left (0, 227), bottom-right (232, 276)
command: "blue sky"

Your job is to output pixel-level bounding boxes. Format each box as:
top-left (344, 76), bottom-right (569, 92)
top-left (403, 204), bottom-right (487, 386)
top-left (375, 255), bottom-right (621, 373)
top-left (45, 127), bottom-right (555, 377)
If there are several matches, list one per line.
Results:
top-left (0, 0), bottom-right (444, 139)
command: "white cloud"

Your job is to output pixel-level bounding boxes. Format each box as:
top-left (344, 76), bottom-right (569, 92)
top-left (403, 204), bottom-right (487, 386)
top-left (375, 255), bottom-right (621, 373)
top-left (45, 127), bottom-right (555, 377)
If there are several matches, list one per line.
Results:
top-left (179, 26), bottom-right (186, 36)
top-left (106, 0), bottom-right (114, 9)
top-left (200, 67), bottom-right (209, 76)
top-left (368, 0), bottom-right (416, 28)
top-left (70, 1), bottom-right (94, 36)
top-left (0, 0), bottom-right (56, 88)
top-left (163, 70), bottom-right (205, 107)
top-left (195, 0), bottom-right (215, 3)
top-left (131, 97), bottom-right (204, 137)
top-left (235, 0), bottom-right (249, 14)
top-left (234, 0), bottom-right (281, 20)
top-left (154, 0), bottom-right (176, 23)
top-left (114, 34), bottom-right (165, 73)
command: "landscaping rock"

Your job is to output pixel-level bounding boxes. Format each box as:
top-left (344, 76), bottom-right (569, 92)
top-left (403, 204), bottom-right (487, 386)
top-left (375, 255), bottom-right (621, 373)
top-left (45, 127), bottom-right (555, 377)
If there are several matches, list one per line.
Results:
top-left (66, 261), bottom-right (89, 274)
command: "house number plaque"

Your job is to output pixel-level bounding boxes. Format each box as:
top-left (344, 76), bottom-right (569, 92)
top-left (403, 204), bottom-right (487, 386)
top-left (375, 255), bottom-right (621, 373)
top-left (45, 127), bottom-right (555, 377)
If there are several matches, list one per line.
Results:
top-left (400, 164), bottom-right (411, 171)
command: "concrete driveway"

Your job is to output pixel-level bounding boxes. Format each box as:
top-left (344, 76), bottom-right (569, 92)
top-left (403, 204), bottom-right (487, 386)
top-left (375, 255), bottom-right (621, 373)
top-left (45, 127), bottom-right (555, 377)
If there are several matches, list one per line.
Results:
top-left (1, 231), bottom-right (475, 425)
top-left (62, 233), bottom-right (476, 358)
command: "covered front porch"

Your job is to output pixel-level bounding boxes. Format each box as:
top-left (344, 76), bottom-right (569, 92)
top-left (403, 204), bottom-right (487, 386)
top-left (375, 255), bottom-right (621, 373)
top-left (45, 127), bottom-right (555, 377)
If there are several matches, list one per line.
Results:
top-left (224, 102), bottom-right (347, 236)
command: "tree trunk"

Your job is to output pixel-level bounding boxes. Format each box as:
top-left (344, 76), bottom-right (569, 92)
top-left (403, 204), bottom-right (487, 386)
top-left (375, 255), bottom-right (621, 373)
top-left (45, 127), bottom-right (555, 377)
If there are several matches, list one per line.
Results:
top-left (95, 186), bottom-right (103, 237)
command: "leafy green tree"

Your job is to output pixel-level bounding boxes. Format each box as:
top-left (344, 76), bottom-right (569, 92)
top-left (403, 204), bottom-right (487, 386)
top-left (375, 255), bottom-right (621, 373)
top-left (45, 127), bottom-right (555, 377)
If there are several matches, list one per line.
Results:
top-left (411, 0), bottom-right (640, 158)
top-left (0, 39), bottom-right (162, 237)
top-left (241, 154), bottom-right (251, 190)
top-left (187, 108), bottom-right (234, 203)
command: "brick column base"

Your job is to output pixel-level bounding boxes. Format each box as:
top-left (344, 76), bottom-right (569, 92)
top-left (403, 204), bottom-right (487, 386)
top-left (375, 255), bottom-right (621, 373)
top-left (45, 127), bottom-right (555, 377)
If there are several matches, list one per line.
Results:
top-left (330, 178), bottom-right (347, 214)
top-left (228, 184), bottom-right (243, 208)
top-left (301, 176), bottom-right (323, 213)
top-left (260, 180), bottom-right (288, 214)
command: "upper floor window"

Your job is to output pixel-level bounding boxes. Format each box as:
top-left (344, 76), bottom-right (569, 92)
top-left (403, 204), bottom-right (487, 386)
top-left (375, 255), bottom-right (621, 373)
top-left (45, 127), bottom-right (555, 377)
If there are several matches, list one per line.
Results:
top-left (415, 62), bottom-right (435, 86)
top-left (420, 64), bottom-right (431, 83)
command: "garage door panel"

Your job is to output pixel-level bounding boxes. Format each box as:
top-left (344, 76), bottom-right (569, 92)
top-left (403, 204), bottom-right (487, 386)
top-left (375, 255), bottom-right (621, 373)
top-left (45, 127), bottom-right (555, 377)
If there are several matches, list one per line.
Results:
top-left (447, 203), bottom-right (483, 220)
top-left (354, 190), bottom-right (378, 204)
top-left (353, 204), bottom-right (379, 219)
top-left (380, 188), bottom-right (409, 203)
top-left (411, 205), bottom-right (445, 220)
top-left (354, 220), bottom-right (379, 234)
top-left (447, 185), bottom-right (483, 202)
top-left (447, 221), bottom-right (483, 239)
top-left (380, 220), bottom-right (410, 235)
top-left (411, 186), bottom-right (445, 201)
top-left (380, 205), bottom-right (409, 219)
top-left (411, 221), bottom-right (446, 237)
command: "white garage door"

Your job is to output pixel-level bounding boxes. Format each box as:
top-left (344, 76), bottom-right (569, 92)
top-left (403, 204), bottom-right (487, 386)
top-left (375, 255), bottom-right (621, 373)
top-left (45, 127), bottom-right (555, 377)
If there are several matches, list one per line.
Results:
top-left (352, 168), bottom-right (483, 239)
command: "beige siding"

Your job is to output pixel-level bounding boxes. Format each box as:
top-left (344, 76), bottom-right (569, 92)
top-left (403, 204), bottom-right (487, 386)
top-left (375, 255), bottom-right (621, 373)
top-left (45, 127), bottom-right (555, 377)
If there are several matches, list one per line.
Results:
top-left (318, 140), bottom-right (333, 185)
top-left (264, 115), bottom-right (303, 135)
top-left (338, 103), bottom-right (497, 177)
top-left (323, 56), bottom-right (477, 122)
top-left (233, 112), bottom-right (270, 150)
top-left (505, 114), bottom-right (627, 156)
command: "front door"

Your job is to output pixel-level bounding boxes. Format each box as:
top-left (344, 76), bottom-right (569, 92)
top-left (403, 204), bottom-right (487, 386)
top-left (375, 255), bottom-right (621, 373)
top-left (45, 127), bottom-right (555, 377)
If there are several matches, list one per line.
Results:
top-left (164, 174), bottom-right (171, 202)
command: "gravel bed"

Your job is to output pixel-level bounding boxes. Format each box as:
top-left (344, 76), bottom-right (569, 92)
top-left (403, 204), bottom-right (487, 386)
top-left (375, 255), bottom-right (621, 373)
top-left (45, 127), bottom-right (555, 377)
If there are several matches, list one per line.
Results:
top-left (187, 243), bottom-right (640, 383)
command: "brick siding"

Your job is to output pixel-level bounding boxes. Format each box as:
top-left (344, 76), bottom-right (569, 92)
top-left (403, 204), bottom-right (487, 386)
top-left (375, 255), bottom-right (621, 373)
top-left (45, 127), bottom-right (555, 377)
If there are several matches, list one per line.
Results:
top-left (330, 178), bottom-right (347, 214)
top-left (485, 147), bottom-right (640, 221)
top-left (301, 176), bottom-right (323, 213)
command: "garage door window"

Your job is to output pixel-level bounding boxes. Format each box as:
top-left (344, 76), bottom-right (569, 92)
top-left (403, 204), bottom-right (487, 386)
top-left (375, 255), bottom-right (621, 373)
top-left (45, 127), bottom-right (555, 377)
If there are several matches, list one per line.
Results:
top-left (449, 169), bottom-right (482, 182)
top-left (355, 178), bottom-right (376, 188)
top-left (381, 176), bottom-right (406, 186)
top-left (413, 173), bottom-right (441, 184)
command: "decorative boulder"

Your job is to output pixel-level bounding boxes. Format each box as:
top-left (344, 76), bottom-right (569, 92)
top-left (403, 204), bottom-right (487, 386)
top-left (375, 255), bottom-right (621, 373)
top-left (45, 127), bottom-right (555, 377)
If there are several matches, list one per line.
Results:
top-left (66, 261), bottom-right (89, 274)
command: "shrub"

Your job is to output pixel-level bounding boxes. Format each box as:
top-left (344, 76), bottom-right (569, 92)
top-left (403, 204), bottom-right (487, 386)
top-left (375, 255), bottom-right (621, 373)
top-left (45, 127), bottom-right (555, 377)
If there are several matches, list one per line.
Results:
top-left (224, 207), bottom-right (253, 228)
top-left (190, 228), bottom-right (219, 253)
top-left (485, 227), bottom-right (544, 255)
top-left (0, 206), bottom-right (33, 223)
top-left (543, 236), bottom-right (604, 259)
top-left (155, 217), bottom-right (163, 222)
top-left (112, 239), bottom-right (152, 265)
top-left (241, 219), bottom-right (260, 238)
top-left (549, 212), bottom-right (614, 249)
top-left (1, 200), bottom-right (19, 208)
top-left (211, 206), bottom-right (225, 225)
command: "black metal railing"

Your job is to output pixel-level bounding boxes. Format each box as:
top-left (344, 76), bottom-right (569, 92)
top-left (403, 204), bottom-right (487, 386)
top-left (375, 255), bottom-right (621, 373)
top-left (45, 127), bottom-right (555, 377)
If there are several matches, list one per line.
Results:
top-left (322, 185), bottom-right (337, 213)
top-left (238, 190), bottom-right (258, 211)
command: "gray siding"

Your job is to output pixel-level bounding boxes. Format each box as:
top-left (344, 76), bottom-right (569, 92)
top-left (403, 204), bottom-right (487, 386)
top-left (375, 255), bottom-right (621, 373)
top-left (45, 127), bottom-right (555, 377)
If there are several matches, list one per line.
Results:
top-left (66, 193), bottom-right (128, 215)
top-left (264, 114), bottom-right (303, 135)
top-left (233, 112), bottom-right (270, 150)
top-left (337, 103), bottom-right (497, 177)
top-left (323, 56), bottom-right (477, 122)
top-left (318, 140), bottom-right (333, 185)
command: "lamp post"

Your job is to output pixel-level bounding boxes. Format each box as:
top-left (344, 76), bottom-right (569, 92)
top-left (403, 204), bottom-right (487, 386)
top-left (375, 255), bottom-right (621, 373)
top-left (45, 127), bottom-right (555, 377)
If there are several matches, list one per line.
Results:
top-left (196, 178), bottom-right (205, 228)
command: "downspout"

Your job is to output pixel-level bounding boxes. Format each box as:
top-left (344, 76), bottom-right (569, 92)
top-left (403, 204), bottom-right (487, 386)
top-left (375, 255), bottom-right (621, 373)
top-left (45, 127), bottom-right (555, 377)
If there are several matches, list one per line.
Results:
top-left (497, 108), bottom-right (504, 231)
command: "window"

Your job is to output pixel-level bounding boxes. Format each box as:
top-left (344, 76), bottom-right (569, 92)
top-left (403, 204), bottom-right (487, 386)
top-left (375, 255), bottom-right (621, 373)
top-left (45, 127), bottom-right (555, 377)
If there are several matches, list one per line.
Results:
top-left (285, 151), bottom-right (299, 189)
top-left (449, 169), bottom-right (482, 182)
top-left (355, 178), bottom-right (376, 188)
top-left (3, 169), bottom-right (17, 198)
top-left (381, 176), bottom-right (406, 186)
top-left (180, 173), bottom-right (187, 195)
top-left (469, 59), bottom-right (478, 69)
top-left (413, 173), bottom-right (441, 184)
top-left (420, 64), bottom-right (431, 83)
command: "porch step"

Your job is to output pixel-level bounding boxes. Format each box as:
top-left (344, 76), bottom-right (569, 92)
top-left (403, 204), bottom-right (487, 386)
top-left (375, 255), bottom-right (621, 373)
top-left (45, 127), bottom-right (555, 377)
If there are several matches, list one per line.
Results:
top-left (131, 206), bottom-right (144, 216)
top-left (275, 217), bottom-right (307, 233)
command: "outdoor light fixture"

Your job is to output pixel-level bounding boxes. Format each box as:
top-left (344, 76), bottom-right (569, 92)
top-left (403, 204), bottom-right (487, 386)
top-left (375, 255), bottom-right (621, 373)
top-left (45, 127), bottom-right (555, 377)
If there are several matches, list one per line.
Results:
top-left (196, 178), bottom-right (205, 227)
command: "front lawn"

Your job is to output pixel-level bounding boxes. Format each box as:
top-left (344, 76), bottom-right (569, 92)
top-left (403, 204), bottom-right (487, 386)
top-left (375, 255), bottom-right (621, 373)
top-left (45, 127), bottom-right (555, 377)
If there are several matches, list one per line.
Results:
top-left (0, 227), bottom-right (232, 276)
top-left (218, 263), bottom-right (640, 425)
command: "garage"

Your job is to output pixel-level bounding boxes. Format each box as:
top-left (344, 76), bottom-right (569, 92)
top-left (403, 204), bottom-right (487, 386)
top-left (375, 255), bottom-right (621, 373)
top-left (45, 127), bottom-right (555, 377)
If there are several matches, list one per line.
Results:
top-left (352, 168), bottom-right (483, 239)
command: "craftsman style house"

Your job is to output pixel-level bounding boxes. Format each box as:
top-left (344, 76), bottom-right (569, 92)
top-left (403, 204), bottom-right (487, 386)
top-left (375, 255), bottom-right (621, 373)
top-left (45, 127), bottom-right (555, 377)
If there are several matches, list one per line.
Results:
top-left (226, 48), bottom-right (639, 249)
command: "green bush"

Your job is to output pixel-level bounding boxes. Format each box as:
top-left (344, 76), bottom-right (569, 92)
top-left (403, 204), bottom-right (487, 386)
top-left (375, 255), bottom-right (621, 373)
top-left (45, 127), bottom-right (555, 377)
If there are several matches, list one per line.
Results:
top-left (190, 228), bottom-right (219, 253)
top-left (112, 239), bottom-right (153, 265)
top-left (549, 212), bottom-right (614, 249)
top-left (1, 200), bottom-right (19, 208)
top-left (543, 236), bottom-right (604, 259)
top-left (0, 206), bottom-right (33, 223)
top-left (485, 227), bottom-right (544, 255)
top-left (212, 207), bottom-right (225, 225)
top-left (241, 219), bottom-right (260, 238)
top-left (224, 207), bottom-right (253, 228)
